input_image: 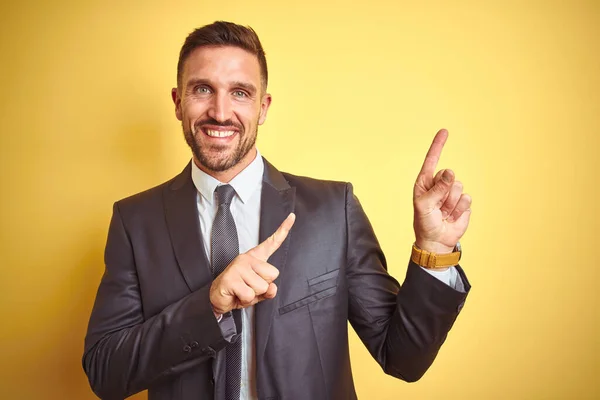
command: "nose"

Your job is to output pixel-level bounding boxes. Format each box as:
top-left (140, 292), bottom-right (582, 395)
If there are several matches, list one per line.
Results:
top-left (207, 92), bottom-right (233, 123)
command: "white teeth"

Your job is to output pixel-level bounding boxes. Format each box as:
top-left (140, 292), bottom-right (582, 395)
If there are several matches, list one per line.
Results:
top-left (206, 129), bottom-right (234, 138)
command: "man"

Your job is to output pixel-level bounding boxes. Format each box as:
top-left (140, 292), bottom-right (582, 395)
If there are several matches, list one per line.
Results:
top-left (83, 21), bottom-right (472, 400)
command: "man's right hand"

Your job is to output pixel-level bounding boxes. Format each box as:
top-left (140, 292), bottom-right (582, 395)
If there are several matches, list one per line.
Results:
top-left (209, 213), bottom-right (296, 316)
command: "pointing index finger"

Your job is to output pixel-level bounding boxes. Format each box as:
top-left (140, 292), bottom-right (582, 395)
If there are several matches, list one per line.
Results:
top-left (248, 213), bottom-right (296, 262)
top-left (418, 129), bottom-right (448, 177)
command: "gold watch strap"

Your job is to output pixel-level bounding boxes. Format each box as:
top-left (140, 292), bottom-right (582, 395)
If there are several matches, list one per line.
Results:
top-left (411, 244), bottom-right (460, 269)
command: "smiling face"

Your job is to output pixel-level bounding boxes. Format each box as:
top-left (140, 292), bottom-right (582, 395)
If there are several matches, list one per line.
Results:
top-left (172, 45), bottom-right (272, 181)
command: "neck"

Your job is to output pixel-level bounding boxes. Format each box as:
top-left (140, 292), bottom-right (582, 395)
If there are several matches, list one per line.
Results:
top-left (194, 147), bottom-right (258, 183)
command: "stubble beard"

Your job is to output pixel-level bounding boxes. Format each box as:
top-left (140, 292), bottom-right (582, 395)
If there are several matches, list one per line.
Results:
top-left (183, 122), bottom-right (257, 173)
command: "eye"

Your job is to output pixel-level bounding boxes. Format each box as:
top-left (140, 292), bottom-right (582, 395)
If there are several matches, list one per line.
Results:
top-left (196, 86), bottom-right (211, 94)
top-left (233, 90), bottom-right (247, 98)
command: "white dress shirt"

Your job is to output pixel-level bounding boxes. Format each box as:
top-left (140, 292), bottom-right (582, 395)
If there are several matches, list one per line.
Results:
top-left (191, 149), bottom-right (462, 400)
top-left (192, 149), bottom-right (263, 399)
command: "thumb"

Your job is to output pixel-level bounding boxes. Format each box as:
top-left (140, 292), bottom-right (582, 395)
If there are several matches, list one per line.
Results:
top-left (421, 169), bottom-right (454, 206)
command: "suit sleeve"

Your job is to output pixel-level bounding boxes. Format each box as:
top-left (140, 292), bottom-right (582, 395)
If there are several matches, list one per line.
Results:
top-left (344, 183), bottom-right (470, 382)
top-left (82, 203), bottom-right (227, 399)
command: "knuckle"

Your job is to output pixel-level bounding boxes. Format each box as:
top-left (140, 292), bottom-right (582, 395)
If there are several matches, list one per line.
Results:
top-left (239, 288), bottom-right (255, 303)
top-left (271, 267), bottom-right (280, 279)
top-left (219, 274), bottom-right (232, 287)
top-left (258, 280), bottom-right (269, 294)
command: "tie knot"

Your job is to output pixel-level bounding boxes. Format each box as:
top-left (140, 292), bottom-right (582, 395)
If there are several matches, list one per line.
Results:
top-left (215, 184), bottom-right (236, 206)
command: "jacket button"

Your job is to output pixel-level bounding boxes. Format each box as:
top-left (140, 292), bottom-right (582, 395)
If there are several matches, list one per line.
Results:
top-left (183, 345), bottom-right (192, 353)
top-left (191, 341), bottom-right (199, 348)
top-left (201, 347), bottom-right (216, 357)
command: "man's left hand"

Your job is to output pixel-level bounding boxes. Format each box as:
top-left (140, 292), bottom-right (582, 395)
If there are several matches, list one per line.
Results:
top-left (413, 129), bottom-right (472, 255)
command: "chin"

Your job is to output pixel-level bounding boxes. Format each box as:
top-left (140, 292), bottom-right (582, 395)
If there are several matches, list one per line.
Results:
top-left (196, 151), bottom-right (238, 172)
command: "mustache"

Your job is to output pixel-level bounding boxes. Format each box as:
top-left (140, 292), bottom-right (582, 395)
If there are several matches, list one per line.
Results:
top-left (195, 118), bottom-right (243, 132)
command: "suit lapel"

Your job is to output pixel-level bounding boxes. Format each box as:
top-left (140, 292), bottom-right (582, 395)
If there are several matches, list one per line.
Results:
top-left (255, 158), bottom-right (296, 362)
top-left (163, 162), bottom-right (212, 292)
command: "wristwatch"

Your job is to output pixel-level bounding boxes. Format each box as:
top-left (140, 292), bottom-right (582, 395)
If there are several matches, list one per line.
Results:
top-left (411, 242), bottom-right (461, 269)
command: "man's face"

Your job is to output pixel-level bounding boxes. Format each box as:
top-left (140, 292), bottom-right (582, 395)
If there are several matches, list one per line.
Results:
top-left (172, 45), bottom-right (271, 173)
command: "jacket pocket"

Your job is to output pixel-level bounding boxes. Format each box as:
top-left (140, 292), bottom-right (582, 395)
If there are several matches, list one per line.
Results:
top-left (307, 268), bottom-right (339, 287)
top-left (278, 269), bottom-right (339, 315)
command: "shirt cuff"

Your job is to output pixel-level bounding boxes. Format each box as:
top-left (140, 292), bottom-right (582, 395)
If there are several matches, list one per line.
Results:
top-left (217, 311), bottom-right (237, 342)
top-left (420, 266), bottom-right (466, 292)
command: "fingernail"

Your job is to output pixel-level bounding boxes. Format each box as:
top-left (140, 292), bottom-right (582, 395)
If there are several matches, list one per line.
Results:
top-left (442, 170), bottom-right (453, 183)
top-left (447, 215), bottom-right (455, 223)
top-left (442, 211), bottom-right (449, 219)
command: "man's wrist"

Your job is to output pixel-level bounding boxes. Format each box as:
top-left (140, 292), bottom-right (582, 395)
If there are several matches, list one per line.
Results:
top-left (414, 240), bottom-right (454, 254)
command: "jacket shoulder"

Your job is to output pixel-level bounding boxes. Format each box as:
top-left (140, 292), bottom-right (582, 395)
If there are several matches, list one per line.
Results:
top-left (112, 173), bottom-right (180, 216)
top-left (280, 171), bottom-right (351, 201)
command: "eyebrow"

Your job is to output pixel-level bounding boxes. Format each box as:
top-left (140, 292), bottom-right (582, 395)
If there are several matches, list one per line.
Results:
top-left (185, 78), bottom-right (257, 95)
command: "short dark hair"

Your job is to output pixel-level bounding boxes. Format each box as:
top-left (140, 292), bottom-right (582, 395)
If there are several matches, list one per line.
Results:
top-left (177, 21), bottom-right (268, 90)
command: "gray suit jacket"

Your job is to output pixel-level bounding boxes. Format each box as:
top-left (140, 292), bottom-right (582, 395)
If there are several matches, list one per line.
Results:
top-left (83, 159), bottom-right (470, 400)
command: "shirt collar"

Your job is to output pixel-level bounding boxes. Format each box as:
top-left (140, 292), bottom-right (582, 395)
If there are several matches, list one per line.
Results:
top-left (191, 148), bottom-right (264, 205)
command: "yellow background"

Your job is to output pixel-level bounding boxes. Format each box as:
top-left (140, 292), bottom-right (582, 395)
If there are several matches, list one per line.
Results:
top-left (1, 0), bottom-right (598, 399)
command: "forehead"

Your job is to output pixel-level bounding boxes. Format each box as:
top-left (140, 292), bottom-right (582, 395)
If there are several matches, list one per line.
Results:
top-left (182, 45), bottom-right (261, 87)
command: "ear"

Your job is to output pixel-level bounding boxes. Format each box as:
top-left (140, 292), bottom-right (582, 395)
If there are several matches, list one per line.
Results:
top-left (172, 88), bottom-right (182, 121)
top-left (258, 93), bottom-right (272, 125)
